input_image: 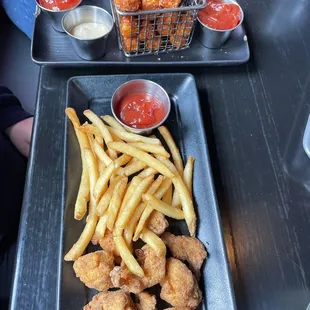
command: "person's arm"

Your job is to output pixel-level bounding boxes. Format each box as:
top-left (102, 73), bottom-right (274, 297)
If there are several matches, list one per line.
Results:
top-left (0, 86), bottom-right (33, 157)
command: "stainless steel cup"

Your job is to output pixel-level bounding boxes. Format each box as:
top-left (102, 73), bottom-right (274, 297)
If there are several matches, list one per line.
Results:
top-left (111, 79), bottom-right (171, 135)
top-left (35, 0), bottom-right (81, 32)
top-left (62, 6), bottom-right (114, 60)
top-left (198, 0), bottom-right (244, 49)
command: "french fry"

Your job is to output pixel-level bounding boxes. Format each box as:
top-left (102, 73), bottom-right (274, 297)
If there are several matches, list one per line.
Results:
top-left (184, 156), bottom-right (195, 198)
top-left (108, 142), bottom-right (174, 178)
top-left (137, 167), bottom-right (157, 178)
top-left (87, 133), bottom-right (95, 155)
top-left (84, 109), bottom-right (118, 159)
top-left (158, 126), bottom-right (184, 174)
top-left (107, 127), bottom-right (161, 145)
top-left (84, 148), bottom-right (99, 217)
top-left (118, 159), bottom-right (147, 177)
top-left (92, 212), bottom-right (109, 245)
top-left (65, 108), bottom-right (90, 220)
top-left (114, 236), bottom-right (145, 277)
top-left (142, 194), bottom-right (185, 220)
top-left (101, 115), bottom-right (127, 132)
top-left (114, 154), bottom-right (132, 168)
top-left (140, 228), bottom-right (166, 256)
top-left (129, 142), bottom-right (170, 158)
top-left (79, 123), bottom-right (102, 137)
top-left (93, 161), bottom-right (116, 201)
top-left (93, 139), bottom-right (113, 167)
top-left (96, 175), bottom-right (123, 216)
top-left (162, 184), bottom-right (173, 205)
top-left (64, 217), bottom-right (97, 261)
top-left (172, 176), bottom-right (196, 236)
top-left (95, 135), bottom-right (104, 148)
top-left (115, 175), bottom-right (154, 229)
top-left (133, 178), bottom-right (172, 241)
top-left (107, 177), bottom-right (128, 231)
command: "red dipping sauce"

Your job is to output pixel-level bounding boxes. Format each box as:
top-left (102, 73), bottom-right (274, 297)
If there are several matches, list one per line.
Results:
top-left (116, 92), bottom-right (166, 129)
top-left (198, 1), bottom-right (241, 30)
top-left (38, 0), bottom-right (80, 11)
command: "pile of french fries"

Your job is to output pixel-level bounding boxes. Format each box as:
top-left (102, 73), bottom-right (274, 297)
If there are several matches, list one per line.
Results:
top-left (64, 108), bottom-right (196, 277)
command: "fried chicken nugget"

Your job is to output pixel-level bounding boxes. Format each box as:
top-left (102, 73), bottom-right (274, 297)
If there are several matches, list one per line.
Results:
top-left (110, 245), bottom-right (166, 293)
top-left (160, 258), bottom-right (202, 309)
top-left (122, 37), bottom-right (140, 53)
top-left (146, 37), bottom-right (162, 51)
top-left (156, 12), bottom-right (179, 36)
top-left (136, 292), bottom-right (157, 310)
top-left (84, 291), bottom-right (136, 310)
top-left (99, 229), bottom-right (120, 258)
top-left (139, 21), bottom-right (156, 41)
top-left (161, 232), bottom-right (207, 278)
top-left (115, 0), bottom-right (141, 12)
top-left (73, 251), bottom-right (114, 291)
top-left (159, 0), bottom-right (181, 8)
top-left (141, 0), bottom-right (160, 10)
top-left (169, 34), bottom-right (188, 48)
top-left (148, 211), bottom-right (168, 235)
top-left (175, 14), bottom-right (193, 37)
top-left (120, 16), bottom-right (139, 38)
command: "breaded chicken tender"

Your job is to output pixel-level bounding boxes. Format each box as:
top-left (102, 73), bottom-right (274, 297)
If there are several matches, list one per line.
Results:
top-left (159, 0), bottom-right (181, 8)
top-left (99, 229), bottom-right (119, 257)
top-left (169, 34), bottom-right (188, 48)
top-left (84, 291), bottom-right (136, 310)
top-left (160, 258), bottom-right (202, 309)
top-left (135, 292), bottom-right (157, 310)
top-left (148, 211), bottom-right (168, 235)
top-left (115, 0), bottom-right (141, 12)
top-left (122, 37), bottom-right (140, 52)
top-left (146, 37), bottom-right (162, 51)
top-left (139, 21), bottom-right (156, 41)
top-left (120, 16), bottom-right (139, 38)
top-left (73, 251), bottom-right (114, 291)
top-left (141, 0), bottom-right (160, 10)
top-left (111, 245), bottom-right (166, 293)
top-left (161, 232), bottom-right (207, 278)
top-left (156, 12), bottom-right (179, 36)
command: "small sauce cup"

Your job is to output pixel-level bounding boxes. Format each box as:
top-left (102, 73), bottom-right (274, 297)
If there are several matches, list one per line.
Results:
top-left (62, 6), bottom-right (114, 60)
top-left (35, 0), bottom-right (82, 32)
top-left (197, 0), bottom-right (244, 49)
top-left (111, 80), bottom-right (171, 135)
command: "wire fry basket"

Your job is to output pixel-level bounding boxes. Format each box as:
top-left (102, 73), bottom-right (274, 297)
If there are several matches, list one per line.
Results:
top-left (110, 0), bottom-right (206, 57)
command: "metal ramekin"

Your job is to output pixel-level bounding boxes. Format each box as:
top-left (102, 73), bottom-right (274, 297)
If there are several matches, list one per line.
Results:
top-left (62, 6), bottom-right (114, 60)
top-left (111, 79), bottom-right (171, 135)
top-left (35, 0), bottom-right (82, 32)
top-left (197, 0), bottom-right (244, 49)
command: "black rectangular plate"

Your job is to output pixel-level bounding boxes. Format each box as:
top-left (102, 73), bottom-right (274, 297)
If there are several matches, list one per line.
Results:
top-left (32, 0), bottom-right (250, 67)
top-left (60, 73), bottom-right (236, 310)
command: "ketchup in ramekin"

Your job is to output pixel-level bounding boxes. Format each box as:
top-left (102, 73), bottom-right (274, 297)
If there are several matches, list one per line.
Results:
top-left (198, 1), bottom-right (241, 30)
top-left (38, 0), bottom-right (81, 11)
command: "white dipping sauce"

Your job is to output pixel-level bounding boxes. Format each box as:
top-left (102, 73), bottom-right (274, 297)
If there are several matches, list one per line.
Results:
top-left (70, 23), bottom-right (109, 40)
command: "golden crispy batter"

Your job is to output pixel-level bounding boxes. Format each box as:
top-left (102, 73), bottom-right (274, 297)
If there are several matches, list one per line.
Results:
top-left (169, 34), bottom-right (188, 49)
top-left (146, 37), bottom-right (162, 51)
top-left (159, 0), bottom-right (181, 8)
top-left (120, 16), bottom-right (139, 38)
top-left (139, 21), bottom-right (156, 41)
top-left (110, 264), bottom-right (145, 294)
top-left (114, 0), bottom-right (141, 12)
top-left (122, 37), bottom-right (140, 53)
top-left (160, 258), bottom-right (202, 309)
top-left (84, 291), bottom-right (137, 310)
top-left (148, 211), bottom-right (169, 235)
top-left (99, 229), bottom-right (119, 257)
top-left (156, 12), bottom-right (179, 36)
top-left (161, 232), bottom-right (207, 278)
top-left (111, 245), bottom-right (166, 293)
top-left (141, 0), bottom-right (160, 10)
top-left (73, 251), bottom-right (114, 291)
top-left (174, 15), bottom-right (193, 37)
top-left (135, 292), bottom-right (157, 310)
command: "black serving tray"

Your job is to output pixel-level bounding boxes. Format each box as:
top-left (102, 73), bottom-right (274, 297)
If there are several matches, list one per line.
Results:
top-left (60, 73), bottom-right (236, 309)
top-left (32, 0), bottom-right (250, 66)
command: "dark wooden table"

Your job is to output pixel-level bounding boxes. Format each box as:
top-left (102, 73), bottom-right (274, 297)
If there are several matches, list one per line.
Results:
top-left (10, 0), bottom-right (310, 309)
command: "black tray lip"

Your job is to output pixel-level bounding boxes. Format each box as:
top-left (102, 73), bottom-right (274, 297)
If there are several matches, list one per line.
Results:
top-left (31, 5), bottom-right (250, 67)
top-left (61, 73), bottom-right (237, 310)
